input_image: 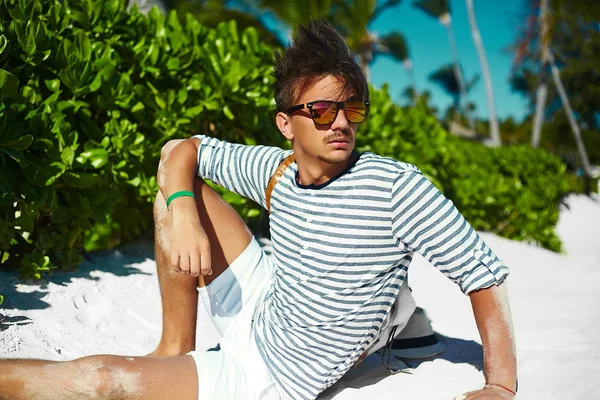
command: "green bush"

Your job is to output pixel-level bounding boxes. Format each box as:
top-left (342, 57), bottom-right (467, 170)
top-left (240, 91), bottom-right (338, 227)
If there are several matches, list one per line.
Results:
top-left (444, 139), bottom-right (573, 251)
top-left (0, 0), bottom-right (281, 279)
top-left (358, 85), bottom-right (575, 252)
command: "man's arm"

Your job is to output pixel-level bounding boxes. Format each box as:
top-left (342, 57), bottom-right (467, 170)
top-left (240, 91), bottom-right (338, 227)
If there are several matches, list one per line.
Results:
top-left (157, 135), bottom-right (288, 276)
top-left (157, 138), bottom-right (199, 202)
top-left (463, 282), bottom-right (517, 399)
top-left (390, 170), bottom-right (516, 397)
top-left (192, 134), bottom-right (290, 210)
top-left (157, 138), bottom-right (212, 277)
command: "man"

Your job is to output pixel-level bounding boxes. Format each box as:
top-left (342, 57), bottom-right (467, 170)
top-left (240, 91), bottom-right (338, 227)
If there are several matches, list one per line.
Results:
top-left (0, 19), bottom-right (516, 400)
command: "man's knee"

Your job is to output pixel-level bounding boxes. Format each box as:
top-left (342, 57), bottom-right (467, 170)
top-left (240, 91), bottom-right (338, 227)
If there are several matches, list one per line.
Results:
top-left (80, 357), bottom-right (139, 399)
top-left (160, 139), bottom-right (186, 162)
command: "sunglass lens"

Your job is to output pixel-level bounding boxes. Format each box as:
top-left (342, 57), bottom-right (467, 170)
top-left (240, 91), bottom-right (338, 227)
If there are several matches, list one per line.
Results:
top-left (345, 101), bottom-right (367, 123)
top-left (311, 102), bottom-right (337, 124)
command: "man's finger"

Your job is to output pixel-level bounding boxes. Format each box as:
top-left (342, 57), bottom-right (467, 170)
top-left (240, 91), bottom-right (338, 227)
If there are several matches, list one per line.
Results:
top-left (171, 251), bottom-right (182, 273)
top-left (179, 253), bottom-right (191, 274)
top-left (201, 251), bottom-right (212, 276)
top-left (190, 251), bottom-right (201, 277)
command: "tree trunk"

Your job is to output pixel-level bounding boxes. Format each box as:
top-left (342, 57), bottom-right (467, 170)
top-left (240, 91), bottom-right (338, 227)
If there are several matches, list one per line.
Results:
top-left (444, 20), bottom-right (473, 130)
top-left (404, 59), bottom-right (417, 104)
top-left (549, 51), bottom-right (592, 177)
top-left (465, 0), bottom-right (501, 146)
top-left (532, 0), bottom-right (550, 148)
top-left (129, 0), bottom-right (166, 14)
top-left (531, 81), bottom-right (548, 148)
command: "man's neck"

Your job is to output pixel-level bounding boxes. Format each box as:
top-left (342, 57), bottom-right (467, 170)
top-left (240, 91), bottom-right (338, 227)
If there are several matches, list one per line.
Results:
top-left (295, 152), bottom-right (357, 187)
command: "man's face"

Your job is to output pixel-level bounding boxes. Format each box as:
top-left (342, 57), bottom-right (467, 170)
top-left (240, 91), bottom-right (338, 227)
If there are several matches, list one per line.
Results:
top-left (280, 75), bottom-right (360, 165)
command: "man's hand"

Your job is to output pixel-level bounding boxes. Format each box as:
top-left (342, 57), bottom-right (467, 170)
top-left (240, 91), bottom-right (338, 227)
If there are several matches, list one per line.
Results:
top-left (169, 198), bottom-right (212, 277)
top-left (455, 384), bottom-right (515, 399)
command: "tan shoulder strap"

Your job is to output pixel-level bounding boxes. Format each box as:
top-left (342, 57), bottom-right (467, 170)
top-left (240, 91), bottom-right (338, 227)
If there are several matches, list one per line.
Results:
top-left (266, 154), bottom-right (295, 214)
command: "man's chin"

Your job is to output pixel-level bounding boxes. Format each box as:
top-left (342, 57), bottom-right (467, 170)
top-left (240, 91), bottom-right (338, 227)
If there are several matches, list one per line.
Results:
top-left (318, 150), bottom-right (353, 165)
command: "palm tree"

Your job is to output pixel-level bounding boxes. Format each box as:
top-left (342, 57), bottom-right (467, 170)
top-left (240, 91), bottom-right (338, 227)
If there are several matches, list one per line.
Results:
top-left (333, 0), bottom-right (410, 82)
top-left (256, 0), bottom-right (411, 83)
top-left (547, 50), bottom-right (592, 178)
top-left (521, 0), bottom-right (592, 177)
top-left (465, 0), bottom-right (500, 146)
top-left (413, 0), bottom-right (472, 128)
top-left (529, 0), bottom-right (550, 148)
top-left (381, 32), bottom-right (417, 100)
top-left (429, 63), bottom-right (478, 110)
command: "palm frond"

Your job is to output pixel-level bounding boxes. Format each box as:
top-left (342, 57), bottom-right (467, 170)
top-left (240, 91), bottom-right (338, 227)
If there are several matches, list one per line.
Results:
top-left (377, 32), bottom-right (409, 62)
top-left (413, 0), bottom-right (449, 19)
top-left (372, 0), bottom-right (402, 22)
top-left (429, 63), bottom-right (479, 105)
top-left (257, 0), bottom-right (335, 25)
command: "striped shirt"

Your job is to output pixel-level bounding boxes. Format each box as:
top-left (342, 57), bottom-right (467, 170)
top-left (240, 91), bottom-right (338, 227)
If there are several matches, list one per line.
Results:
top-left (194, 135), bottom-right (509, 400)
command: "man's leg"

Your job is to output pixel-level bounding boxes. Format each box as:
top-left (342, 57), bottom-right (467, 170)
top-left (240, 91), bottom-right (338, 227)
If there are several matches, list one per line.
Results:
top-left (0, 354), bottom-right (198, 400)
top-left (150, 141), bottom-right (253, 356)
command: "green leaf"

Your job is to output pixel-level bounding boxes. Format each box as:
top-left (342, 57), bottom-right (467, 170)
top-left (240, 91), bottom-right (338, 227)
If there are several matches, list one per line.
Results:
top-left (16, 212), bottom-right (35, 233)
top-left (75, 30), bottom-right (91, 61)
top-left (23, 19), bottom-right (38, 56)
top-left (95, 56), bottom-right (116, 80)
top-left (127, 176), bottom-right (141, 187)
top-left (0, 294), bottom-right (3, 306)
top-left (60, 171), bottom-right (101, 188)
top-left (21, 85), bottom-right (37, 104)
top-left (223, 105), bottom-right (234, 120)
top-left (0, 69), bottom-right (20, 99)
top-left (166, 58), bottom-right (180, 71)
top-left (131, 102), bottom-right (145, 112)
top-left (0, 134), bottom-right (33, 150)
top-left (44, 79), bottom-right (60, 92)
top-left (89, 73), bottom-right (102, 92)
top-left (61, 147), bottom-right (75, 167)
top-left (155, 93), bottom-right (166, 109)
top-left (246, 208), bottom-right (260, 218)
top-left (184, 104), bottom-right (203, 118)
top-left (77, 148), bottom-right (108, 169)
top-left (0, 35), bottom-right (7, 55)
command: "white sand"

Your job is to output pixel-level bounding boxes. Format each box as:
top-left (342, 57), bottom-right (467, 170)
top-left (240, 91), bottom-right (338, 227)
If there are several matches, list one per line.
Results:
top-left (1, 194), bottom-right (599, 399)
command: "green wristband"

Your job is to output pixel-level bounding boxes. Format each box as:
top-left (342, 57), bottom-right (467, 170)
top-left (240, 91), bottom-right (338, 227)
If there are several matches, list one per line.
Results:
top-left (166, 190), bottom-right (195, 210)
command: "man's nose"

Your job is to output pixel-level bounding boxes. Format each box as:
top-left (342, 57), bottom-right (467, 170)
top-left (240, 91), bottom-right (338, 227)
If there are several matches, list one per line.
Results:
top-left (331, 108), bottom-right (349, 130)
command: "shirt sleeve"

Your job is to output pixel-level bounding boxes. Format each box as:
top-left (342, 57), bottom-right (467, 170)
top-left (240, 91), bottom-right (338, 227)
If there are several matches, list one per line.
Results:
top-left (193, 134), bottom-right (291, 209)
top-left (390, 168), bottom-right (510, 295)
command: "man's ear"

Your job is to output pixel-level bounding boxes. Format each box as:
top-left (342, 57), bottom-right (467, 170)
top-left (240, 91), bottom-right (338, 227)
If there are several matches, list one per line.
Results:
top-left (276, 112), bottom-right (294, 141)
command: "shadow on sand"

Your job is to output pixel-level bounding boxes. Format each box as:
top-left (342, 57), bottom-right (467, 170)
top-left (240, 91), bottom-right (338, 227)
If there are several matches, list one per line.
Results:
top-left (0, 240), bottom-right (156, 328)
top-left (319, 334), bottom-right (483, 399)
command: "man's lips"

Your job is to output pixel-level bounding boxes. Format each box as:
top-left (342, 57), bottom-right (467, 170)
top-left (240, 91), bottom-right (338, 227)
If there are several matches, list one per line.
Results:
top-left (328, 138), bottom-right (349, 144)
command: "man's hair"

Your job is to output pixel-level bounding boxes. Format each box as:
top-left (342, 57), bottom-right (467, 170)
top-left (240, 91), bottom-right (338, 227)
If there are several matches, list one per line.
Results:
top-left (273, 18), bottom-right (369, 112)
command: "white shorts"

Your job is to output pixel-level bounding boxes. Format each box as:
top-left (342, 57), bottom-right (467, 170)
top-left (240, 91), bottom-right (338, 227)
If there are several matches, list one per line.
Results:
top-left (187, 238), bottom-right (285, 400)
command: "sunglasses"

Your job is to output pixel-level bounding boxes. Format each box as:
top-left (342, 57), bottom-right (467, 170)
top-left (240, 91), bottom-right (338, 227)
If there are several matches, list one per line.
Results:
top-left (286, 100), bottom-right (370, 125)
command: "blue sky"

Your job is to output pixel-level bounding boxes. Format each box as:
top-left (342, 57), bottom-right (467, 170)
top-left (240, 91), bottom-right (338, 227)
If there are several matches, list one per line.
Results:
top-left (260, 0), bottom-right (532, 122)
top-left (369, 0), bottom-right (531, 121)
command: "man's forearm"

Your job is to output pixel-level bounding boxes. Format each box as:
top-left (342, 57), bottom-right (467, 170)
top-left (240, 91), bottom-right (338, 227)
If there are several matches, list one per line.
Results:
top-left (156, 138), bottom-right (200, 211)
top-left (469, 282), bottom-right (517, 393)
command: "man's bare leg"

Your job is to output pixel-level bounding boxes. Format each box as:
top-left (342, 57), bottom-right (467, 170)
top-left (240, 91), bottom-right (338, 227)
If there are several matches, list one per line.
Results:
top-left (0, 354), bottom-right (198, 400)
top-left (150, 166), bottom-right (253, 356)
